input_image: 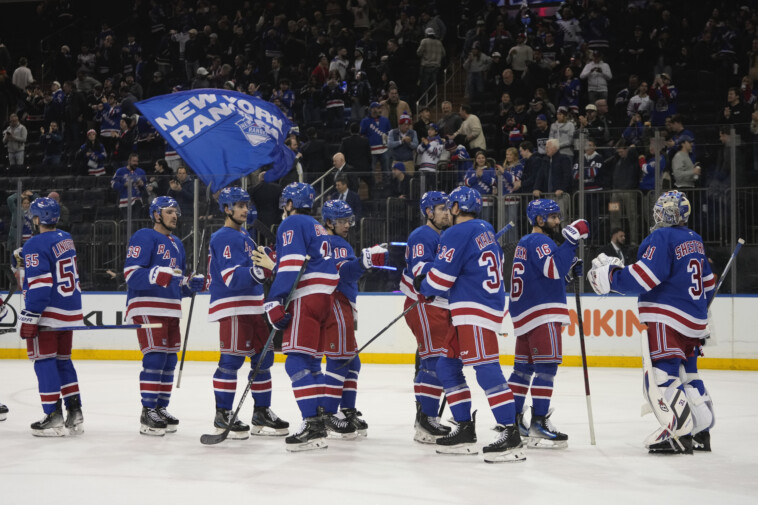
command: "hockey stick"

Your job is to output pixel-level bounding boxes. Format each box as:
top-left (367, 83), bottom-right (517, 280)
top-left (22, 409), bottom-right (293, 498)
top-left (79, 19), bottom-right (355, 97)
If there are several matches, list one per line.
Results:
top-left (176, 191), bottom-right (214, 389)
top-left (40, 323), bottom-right (163, 332)
top-left (707, 238), bottom-right (744, 311)
top-left (200, 255), bottom-right (310, 445)
top-left (495, 221), bottom-right (515, 241)
top-left (574, 278), bottom-right (596, 445)
top-left (338, 300), bottom-right (419, 370)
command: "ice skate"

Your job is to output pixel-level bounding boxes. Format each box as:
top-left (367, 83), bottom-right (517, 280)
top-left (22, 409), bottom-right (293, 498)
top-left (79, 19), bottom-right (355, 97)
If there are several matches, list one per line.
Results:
top-left (64, 395), bottom-right (84, 435)
top-left (31, 400), bottom-right (66, 437)
top-left (528, 408), bottom-right (568, 449)
top-left (285, 416), bottom-right (328, 452)
top-left (250, 406), bottom-right (289, 436)
top-left (484, 424), bottom-right (527, 463)
top-left (214, 408), bottom-right (249, 440)
top-left (515, 411), bottom-right (530, 446)
top-left (693, 431), bottom-right (711, 452)
top-left (647, 431), bottom-right (694, 454)
top-left (435, 411), bottom-right (478, 455)
top-left (322, 408), bottom-right (358, 440)
top-left (155, 406), bottom-right (179, 433)
top-left (341, 408), bottom-right (368, 437)
top-left (414, 402), bottom-right (451, 444)
top-left (0, 402), bottom-right (8, 421)
top-left (140, 407), bottom-right (167, 436)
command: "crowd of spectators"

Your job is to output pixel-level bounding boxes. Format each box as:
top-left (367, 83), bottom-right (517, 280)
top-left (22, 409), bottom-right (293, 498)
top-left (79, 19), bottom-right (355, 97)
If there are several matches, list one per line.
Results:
top-left (2, 0), bottom-right (758, 255)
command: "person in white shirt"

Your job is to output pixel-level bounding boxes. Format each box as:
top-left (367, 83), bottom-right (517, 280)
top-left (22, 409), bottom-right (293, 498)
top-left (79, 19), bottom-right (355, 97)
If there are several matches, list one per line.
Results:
top-left (627, 81), bottom-right (652, 119)
top-left (580, 50), bottom-right (613, 104)
top-left (12, 57), bottom-right (34, 91)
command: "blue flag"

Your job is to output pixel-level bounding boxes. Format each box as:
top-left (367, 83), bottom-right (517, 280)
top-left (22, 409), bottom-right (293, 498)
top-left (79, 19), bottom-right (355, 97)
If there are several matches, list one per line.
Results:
top-left (135, 90), bottom-right (296, 191)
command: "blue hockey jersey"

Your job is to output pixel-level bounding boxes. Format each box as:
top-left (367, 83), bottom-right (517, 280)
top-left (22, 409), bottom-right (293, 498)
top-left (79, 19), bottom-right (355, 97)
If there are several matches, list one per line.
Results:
top-left (420, 219), bottom-right (505, 332)
top-left (22, 230), bottom-right (83, 327)
top-left (610, 226), bottom-right (715, 339)
top-left (400, 224), bottom-right (448, 309)
top-left (207, 226), bottom-right (264, 321)
top-left (123, 228), bottom-right (188, 322)
top-left (326, 234), bottom-right (363, 310)
top-left (508, 232), bottom-right (577, 337)
top-left (360, 115), bottom-right (391, 154)
top-left (267, 214), bottom-right (339, 302)
top-left (111, 166), bottom-right (147, 208)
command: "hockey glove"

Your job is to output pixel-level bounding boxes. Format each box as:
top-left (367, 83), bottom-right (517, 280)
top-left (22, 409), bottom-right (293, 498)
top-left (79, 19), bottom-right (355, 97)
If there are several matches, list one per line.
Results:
top-left (562, 219), bottom-right (590, 245)
top-left (250, 265), bottom-right (268, 285)
top-left (564, 257), bottom-right (584, 283)
top-left (587, 253), bottom-right (623, 295)
top-left (361, 244), bottom-right (389, 269)
top-left (412, 274), bottom-right (435, 304)
top-left (264, 300), bottom-right (292, 331)
top-left (150, 266), bottom-right (179, 287)
top-left (252, 246), bottom-right (276, 271)
top-left (10, 247), bottom-right (23, 273)
top-left (19, 310), bottom-right (41, 339)
top-left (186, 274), bottom-right (206, 292)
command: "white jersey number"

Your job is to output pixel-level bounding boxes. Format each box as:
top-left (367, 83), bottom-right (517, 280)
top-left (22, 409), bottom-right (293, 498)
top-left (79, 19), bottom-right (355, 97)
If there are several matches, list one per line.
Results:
top-left (57, 257), bottom-right (80, 297)
top-left (478, 251), bottom-right (503, 294)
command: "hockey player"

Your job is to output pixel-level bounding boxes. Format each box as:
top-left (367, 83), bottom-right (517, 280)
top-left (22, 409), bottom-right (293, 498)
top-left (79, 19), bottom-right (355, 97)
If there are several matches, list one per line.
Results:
top-left (320, 200), bottom-right (386, 439)
top-left (588, 190), bottom-right (715, 453)
top-left (507, 199), bottom-right (588, 448)
top-left (262, 182), bottom-right (339, 451)
top-left (123, 196), bottom-right (204, 436)
top-left (17, 197), bottom-right (84, 436)
top-left (207, 187), bottom-right (289, 440)
top-left (400, 191), bottom-right (455, 443)
top-left (416, 186), bottom-right (525, 463)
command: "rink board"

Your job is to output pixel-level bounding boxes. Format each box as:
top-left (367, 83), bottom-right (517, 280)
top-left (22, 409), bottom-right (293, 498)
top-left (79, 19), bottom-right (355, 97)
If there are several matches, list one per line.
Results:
top-left (1, 293), bottom-right (756, 370)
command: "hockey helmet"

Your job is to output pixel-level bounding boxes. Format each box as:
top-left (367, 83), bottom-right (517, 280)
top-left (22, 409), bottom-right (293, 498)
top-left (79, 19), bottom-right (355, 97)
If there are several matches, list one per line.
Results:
top-left (279, 182), bottom-right (315, 209)
top-left (526, 199), bottom-right (560, 225)
top-left (149, 196), bottom-right (181, 221)
top-left (653, 190), bottom-right (691, 227)
top-left (30, 197), bottom-right (60, 225)
top-left (322, 199), bottom-right (355, 227)
top-left (419, 191), bottom-right (448, 217)
top-left (246, 204), bottom-right (258, 226)
top-left (218, 186), bottom-right (250, 213)
top-left (447, 186), bottom-right (482, 215)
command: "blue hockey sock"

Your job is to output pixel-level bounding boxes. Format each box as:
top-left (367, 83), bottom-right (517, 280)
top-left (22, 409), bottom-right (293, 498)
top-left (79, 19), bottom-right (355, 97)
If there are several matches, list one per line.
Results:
top-left (507, 362), bottom-right (534, 414)
top-left (340, 356), bottom-right (361, 410)
top-left (323, 358), bottom-right (349, 414)
top-left (157, 353), bottom-right (177, 408)
top-left (249, 351), bottom-right (274, 408)
top-left (56, 357), bottom-right (80, 407)
top-left (285, 353), bottom-right (321, 418)
top-left (474, 363), bottom-right (515, 425)
top-left (140, 352), bottom-right (167, 408)
top-left (414, 356), bottom-right (444, 417)
top-left (34, 358), bottom-right (61, 414)
top-left (213, 354), bottom-right (245, 410)
top-left (532, 363), bottom-right (558, 417)
top-left (436, 356), bottom-right (471, 422)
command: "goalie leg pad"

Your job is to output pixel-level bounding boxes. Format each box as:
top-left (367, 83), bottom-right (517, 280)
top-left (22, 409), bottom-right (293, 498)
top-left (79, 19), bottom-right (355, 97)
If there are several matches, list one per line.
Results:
top-left (645, 359), bottom-right (693, 438)
top-left (681, 357), bottom-right (715, 434)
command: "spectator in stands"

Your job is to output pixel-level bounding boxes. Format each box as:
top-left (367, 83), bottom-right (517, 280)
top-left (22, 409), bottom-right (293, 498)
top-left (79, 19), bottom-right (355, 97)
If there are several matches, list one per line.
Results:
top-left (414, 107), bottom-right (432, 140)
top-left (248, 169), bottom-right (283, 229)
top-left (622, 112), bottom-right (648, 147)
top-left (599, 227), bottom-right (631, 266)
top-left (380, 86), bottom-right (411, 129)
top-left (649, 73), bottom-right (677, 127)
top-left (665, 114), bottom-right (695, 161)
top-left (360, 102), bottom-right (392, 185)
top-left (349, 70), bottom-right (372, 122)
top-left (417, 27), bottom-right (445, 92)
top-left (580, 50), bottom-right (612, 104)
top-left (582, 100), bottom-right (613, 150)
top-left (11, 57), bottom-right (33, 91)
top-left (147, 71), bottom-right (169, 98)
top-left (77, 129), bottom-right (107, 176)
top-left (111, 152), bottom-right (146, 219)
top-left (331, 152), bottom-right (359, 193)
top-left (3, 113), bottom-right (27, 167)
top-left (533, 138), bottom-right (572, 226)
top-left (95, 92), bottom-right (121, 156)
top-left (75, 70), bottom-right (100, 94)
top-left (332, 174), bottom-right (362, 222)
top-left (62, 80), bottom-right (88, 154)
top-left (390, 161), bottom-right (410, 199)
top-left (529, 113), bottom-right (551, 155)
top-left (608, 139), bottom-right (641, 245)
top-left (387, 112), bottom-right (419, 172)
top-left (167, 166), bottom-right (196, 217)
top-left (720, 86), bottom-right (752, 141)
top-left (671, 138), bottom-right (700, 189)
top-left (6, 189), bottom-right (35, 249)
top-left (526, 98), bottom-right (553, 132)
top-left (549, 106), bottom-right (576, 157)
top-left (627, 81), bottom-right (652, 119)
top-left (614, 74), bottom-right (639, 123)
top-left (40, 121), bottom-right (64, 166)
top-left (191, 66), bottom-right (211, 89)
top-left (416, 122), bottom-right (443, 189)
top-left (322, 71), bottom-right (347, 127)
top-left (518, 141), bottom-right (539, 195)
top-left (452, 104), bottom-right (486, 155)
top-left (146, 159), bottom-right (171, 200)
top-left (573, 138), bottom-right (605, 238)
top-left (437, 100), bottom-right (462, 138)
top-left (506, 33), bottom-right (533, 78)
top-left (463, 42), bottom-right (491, 101)
top-left (558, 66), bottom-right (582, 113)
top-left (113, 114), bottom-right (137, 162)
top-left (47, 192), bottom-right (70, 231)
top-left (497, 147), bottom-right (523, 241)
top-left (498, 68), bottom-right (526, 103)
top-left (300, 127), bottom-right (330, 176)
top-left (339, 122), bottom-right (373, 195)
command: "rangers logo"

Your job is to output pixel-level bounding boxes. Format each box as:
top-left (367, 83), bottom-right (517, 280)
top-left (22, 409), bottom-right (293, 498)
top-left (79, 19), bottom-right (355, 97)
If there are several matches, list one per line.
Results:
top-left (236, 113), bottom-right (275, 148)
top-left (657, 399), bottom-right (669, 412)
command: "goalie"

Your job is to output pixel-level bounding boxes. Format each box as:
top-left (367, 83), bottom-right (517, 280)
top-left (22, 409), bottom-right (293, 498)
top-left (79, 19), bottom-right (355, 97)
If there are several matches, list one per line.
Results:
top-left (587, 191), bottom-right (716, 454)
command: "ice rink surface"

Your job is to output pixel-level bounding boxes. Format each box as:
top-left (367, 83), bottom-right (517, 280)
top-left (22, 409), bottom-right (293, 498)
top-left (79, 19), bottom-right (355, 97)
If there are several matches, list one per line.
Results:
top-left (1, 360), bottom-right (756, 505)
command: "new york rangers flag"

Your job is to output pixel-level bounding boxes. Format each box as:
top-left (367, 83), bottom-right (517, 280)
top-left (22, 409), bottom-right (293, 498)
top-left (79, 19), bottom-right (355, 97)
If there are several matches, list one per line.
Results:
top-left (136, 90), bottom-right (295, 191)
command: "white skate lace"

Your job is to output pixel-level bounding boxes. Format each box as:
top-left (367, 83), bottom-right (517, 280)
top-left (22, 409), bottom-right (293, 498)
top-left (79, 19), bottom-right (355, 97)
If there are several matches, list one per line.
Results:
top-left (147, 410), bottom-right (163, 423)
top-left (544, 416), bottom-right (560, 434)
top-left (294, 421), bottom-right (308, 436)
top-left (157, 407), bottom-right (178, 421)
top-left (442, 424), bottom-right (460, 438)
top-left (428, 416), bottom-right (446, 429)
top-left (266, 408), bottom-right (280, 421)
top-left (330, 416), bottom-right (351, 429)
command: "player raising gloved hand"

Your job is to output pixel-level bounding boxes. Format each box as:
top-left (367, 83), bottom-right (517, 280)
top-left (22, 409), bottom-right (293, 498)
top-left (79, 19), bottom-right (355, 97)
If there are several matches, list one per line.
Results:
top-left (562, 219), bottom-right (590, 245)
top-left (564, 257), bottom-right (584, 283)
top-left (361, 244), bottom-right (389, 269)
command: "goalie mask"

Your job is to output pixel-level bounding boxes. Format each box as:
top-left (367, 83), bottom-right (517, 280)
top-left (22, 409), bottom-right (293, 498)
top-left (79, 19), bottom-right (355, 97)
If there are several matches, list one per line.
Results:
top-left (653, 190), bottom-right (691, 229)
